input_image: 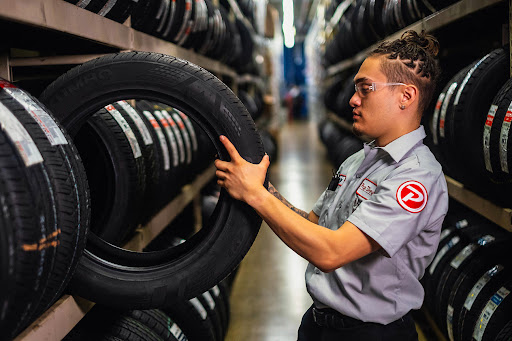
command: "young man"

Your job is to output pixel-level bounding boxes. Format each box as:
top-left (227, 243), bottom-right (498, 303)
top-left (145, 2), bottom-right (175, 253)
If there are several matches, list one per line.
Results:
top-left (215, 30), bottom-right (449, 340)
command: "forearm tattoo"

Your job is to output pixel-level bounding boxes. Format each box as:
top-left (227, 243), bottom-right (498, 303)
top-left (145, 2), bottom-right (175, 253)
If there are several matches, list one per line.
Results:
top-left (268, 183), bottom-right (310, 219)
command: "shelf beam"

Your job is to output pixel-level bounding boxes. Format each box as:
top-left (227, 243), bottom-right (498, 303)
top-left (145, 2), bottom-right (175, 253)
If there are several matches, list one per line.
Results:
top-left (0, 0), bottom-right (237, 78)
top-left (326, 0), bottom-right (505, 76)
top-left (123, 164), bottom-right (216, 251)
top-left (13, 295), bottom-right (94, 341)
top-left (445, 176), bottom-right (512, 232)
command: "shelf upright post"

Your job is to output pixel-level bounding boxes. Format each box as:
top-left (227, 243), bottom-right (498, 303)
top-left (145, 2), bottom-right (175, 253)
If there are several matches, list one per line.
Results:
top-left (0, 51), bottom-right (12, 81)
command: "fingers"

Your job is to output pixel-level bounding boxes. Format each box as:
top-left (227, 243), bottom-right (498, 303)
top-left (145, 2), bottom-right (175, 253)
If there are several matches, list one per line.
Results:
top-left (214, 159), bottom-right (230, 171)
top-left (215, 170), bottom-right (227, 180)
top-left (219, 135), bottom-right (241, 161)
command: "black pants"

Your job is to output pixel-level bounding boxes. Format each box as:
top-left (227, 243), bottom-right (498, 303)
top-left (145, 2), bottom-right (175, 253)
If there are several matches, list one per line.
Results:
top-left (297, 305), bottom-right (418, 341)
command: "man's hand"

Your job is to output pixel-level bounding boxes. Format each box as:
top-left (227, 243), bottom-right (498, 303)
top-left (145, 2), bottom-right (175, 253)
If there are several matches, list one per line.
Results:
top-left (214, 135), bottom-right (270, 205)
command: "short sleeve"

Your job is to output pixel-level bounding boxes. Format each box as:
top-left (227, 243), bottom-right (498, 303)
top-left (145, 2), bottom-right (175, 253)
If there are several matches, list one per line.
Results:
top-left (312, 189), bottom-right (328, 216)
top-left (347, 167), bottom-right (448, 258)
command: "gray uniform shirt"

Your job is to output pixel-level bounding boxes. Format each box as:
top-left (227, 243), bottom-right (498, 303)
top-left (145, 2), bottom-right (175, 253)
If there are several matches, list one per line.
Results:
top-left (307, 125), bottom-right (449, 324)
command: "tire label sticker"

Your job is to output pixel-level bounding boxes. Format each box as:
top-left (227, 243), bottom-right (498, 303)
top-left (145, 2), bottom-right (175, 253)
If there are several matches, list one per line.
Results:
top-left (202, 291), bottom-right (216, 310)
top-left (432, 92), bottom-right (445, 145)
top-left (4, 87), bottom-right (68, 146)
top-left (429, 236), bottom-right (460, 275)
top-left (172, 111), bottom-right (192, 164)
top-left (98, 0), bottom-right (117, 16)
top-left (142, 110), bottom-right (170, 170)
top-left (104, 105), bottom-right (141, 158)
top-left (439, 228), bottom-right (453, 243)
top-left (500, 107), bottom-right (512, 173)
top-left (153, 110), bottom-right (179, 167)
top-left (169, 322), bottom-right (187, 341)
top-left (483, 104), bottom-right (498, 172)
top-left (473, 287), bottom-right (510, 341)
top-left (0, 101), bottom-right (43, 166)
top-left (450, 243), bottom-right (478, 269)
top-left (117, 101), bottom-right (153, 146)
top-left (446, 305), bottom-right (454, 341)
top-left (161, 110), bottom-right (185, 164)
top-left (189, 297), bottom-right (208, 320)
top-left (454, 53), bottom-right (491, 106)
top-left (396, 180), bottom-right (428, 213)
top-left (464, 264), bottom-right (504, 311)
top-left (440, 82), bottom-right (458, 138)
top-left (76, 0), bottom-right (92, 8)
top-left (356, 178), bottom-right (377, 200)
top-left (178, 110), bottom-right (198, 151)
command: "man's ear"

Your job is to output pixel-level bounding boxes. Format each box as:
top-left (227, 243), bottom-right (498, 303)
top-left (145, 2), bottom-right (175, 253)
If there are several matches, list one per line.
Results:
top-left (400, 85), bottom-right (418, 108)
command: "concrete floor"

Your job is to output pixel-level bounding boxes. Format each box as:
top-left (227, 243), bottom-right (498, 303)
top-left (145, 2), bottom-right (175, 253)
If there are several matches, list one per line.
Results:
top-left (224, 120), bottom-right (332, 341)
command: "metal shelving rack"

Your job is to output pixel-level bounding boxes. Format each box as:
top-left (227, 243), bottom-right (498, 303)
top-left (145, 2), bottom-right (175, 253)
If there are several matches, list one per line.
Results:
top-left (0, 1), bottom-right (243, 339)
top-left (0, 0), bottom-right (238, 81)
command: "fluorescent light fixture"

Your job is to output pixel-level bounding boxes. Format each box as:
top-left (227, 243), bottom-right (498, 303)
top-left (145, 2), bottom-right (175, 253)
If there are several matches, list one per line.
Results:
top-left (282, 0), bottom-right (295, 48)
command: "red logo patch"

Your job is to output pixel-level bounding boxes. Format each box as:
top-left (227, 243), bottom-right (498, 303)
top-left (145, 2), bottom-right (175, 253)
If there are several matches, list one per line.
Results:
top-left (396, 181), bottom-right (428, 213)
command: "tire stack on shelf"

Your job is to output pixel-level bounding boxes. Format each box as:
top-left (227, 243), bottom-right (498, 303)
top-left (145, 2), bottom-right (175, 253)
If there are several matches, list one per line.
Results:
top-left (323, 0), bottom-right (459, 66)
top-left (422, 202), bottom-right (512, 341)
top-left (62, 0), bottom-right (259, 74)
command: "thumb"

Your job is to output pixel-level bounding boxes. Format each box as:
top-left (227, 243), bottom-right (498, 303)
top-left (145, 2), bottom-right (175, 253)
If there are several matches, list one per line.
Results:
top-left (260, 154), bottom-right (271, 169)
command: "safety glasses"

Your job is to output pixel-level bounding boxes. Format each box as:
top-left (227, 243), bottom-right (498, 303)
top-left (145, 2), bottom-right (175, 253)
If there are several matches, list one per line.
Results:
top-left (354, 82), bottom-right (406, 97)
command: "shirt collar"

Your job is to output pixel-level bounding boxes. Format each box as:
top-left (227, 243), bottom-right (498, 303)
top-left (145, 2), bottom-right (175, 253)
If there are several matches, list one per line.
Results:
top-left (363, 125), bottom-right (426, 163)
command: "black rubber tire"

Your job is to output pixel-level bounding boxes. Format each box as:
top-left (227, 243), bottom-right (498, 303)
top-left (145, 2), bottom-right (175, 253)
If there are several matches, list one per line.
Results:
top-left (132, 0), bottom-right (168, 35)
top-left (448, 242), bottom-right (512, 341)
top-left (125, 309), bottom-right (187, 341)
top-left (134, 101), bottom-right (181, 206)
top-left (39, 52), bottom-right (265, 306)
top-left (101, 0), bottom-right (137, 23)
top-left (163, 296), bottom-right (217, 341)
top-left (483, 77), bottom-right (512, 184)
top-left (198, 291), bottom-right (223, 341)
top-left (74, 105), bottom-right (146, 244)
top-left (434, 229), bottom-right (510, 335)
top-left (447, 48), bottom-right (509, 192)
top-left (113, 100), bottom-right (163, 221)
top-left (467, 279), bottom-right (512, 341)
top-left (0, 91), bottom-right (58, 339)
top-left (0, 82), bottom-right (90, 328)
top-left (496, 319), bottom-right (512, 340)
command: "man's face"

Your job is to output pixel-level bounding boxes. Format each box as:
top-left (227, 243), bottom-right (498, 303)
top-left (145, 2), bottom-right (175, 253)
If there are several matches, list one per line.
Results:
top-left (349, 56), bottom-right (402, 140)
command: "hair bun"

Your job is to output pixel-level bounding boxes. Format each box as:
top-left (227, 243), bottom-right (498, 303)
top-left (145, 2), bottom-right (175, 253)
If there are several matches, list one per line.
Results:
top-left (401, 30), bottom-right (440, 57)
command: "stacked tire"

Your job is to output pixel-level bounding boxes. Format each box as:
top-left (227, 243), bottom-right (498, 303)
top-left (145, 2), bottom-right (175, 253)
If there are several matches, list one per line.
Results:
top-left (0, 79), bottom-right (90, 340)
top-left (318, 118), bottom-right (363, 168)
top-left (422, 204), bottom-right (512, 341)
top-left (324, 0), bottom-right (459, 66)
top-left (425, 47), bottom-right (512, 205)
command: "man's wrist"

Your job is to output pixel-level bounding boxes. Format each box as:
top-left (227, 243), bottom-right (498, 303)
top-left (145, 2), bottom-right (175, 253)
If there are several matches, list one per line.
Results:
top-left (246, 186), bottom-right (271, 210)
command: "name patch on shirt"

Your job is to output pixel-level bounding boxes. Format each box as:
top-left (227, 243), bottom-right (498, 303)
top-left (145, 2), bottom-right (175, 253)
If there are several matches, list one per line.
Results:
top-left (396, 180), bottom-right (428, 213)
top-left (356, 178), bottom-right (377, 200)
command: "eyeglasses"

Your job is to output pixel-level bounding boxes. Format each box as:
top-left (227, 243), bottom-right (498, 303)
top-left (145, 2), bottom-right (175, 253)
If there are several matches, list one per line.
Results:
top-left (354, 82), bottom-right (406, 97)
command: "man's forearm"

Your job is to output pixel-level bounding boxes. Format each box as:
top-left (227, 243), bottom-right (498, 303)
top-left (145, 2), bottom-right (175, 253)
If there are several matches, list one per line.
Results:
top-left (267, 182), bottom-right (309, 219)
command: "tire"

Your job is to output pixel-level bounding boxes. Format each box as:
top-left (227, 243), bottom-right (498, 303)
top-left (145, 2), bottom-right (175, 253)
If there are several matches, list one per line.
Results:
top-left (163, 296), bottom-right (217, 341)
top-left (39, 52), bottom-right (265, 306)
top-left (483, 77), bottom-right (512, 184)
top-left (101, 0), bottom-right (137, 23)
top-left (125, 309), bottom-right (188, 341)
top-left (447, 242), bottom-right (512, 341)
top-left (468, 279), bottom-right (512, 341)
top-left (0, 81), bottom-right (90, 338)
top-left (434, 228), bottom-right (509, 335)
top-left (74, 105), bottom-right (146, 244)
top-left (496, 320), bottom-right (512, 341)
top-left (446, 48), bottom-right (509, 193)
top-left (113, 101), bottom-right (163, 221)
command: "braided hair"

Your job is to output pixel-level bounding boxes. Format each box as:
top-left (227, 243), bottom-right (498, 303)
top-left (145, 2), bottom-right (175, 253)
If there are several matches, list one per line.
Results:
top-left (369, 30), bottom-right (441, 114)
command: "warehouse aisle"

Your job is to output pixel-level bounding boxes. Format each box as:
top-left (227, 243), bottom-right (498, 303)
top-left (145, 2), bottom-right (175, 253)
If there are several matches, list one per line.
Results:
top-left (225, 120), bottom-right (332, 341)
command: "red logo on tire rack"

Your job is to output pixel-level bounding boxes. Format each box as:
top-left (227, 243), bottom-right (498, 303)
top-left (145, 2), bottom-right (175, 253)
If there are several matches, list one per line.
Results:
top-left (396, 181), bottom-right (428, 213)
